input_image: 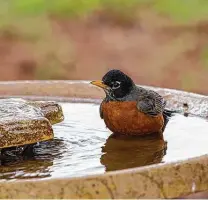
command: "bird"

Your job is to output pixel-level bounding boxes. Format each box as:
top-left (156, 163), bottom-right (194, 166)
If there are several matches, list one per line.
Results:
top-left (90, 69), bottom-right (175, 136)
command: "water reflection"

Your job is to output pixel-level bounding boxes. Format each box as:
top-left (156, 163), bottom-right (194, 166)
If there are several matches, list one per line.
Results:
top-left (101, 133), bottom-right (166, 171)
top-left (0, 139), bottom-right (64, 180)
top-left (0, 159), bottom-right (53, 180)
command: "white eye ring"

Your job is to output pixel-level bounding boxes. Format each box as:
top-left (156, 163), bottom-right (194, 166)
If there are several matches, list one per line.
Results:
top-left (112, 81), bottom-right (121, 89)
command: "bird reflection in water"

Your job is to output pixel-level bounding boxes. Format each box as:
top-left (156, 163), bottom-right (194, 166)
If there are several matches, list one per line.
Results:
top-left (100, 132), bottom-right (167, 172)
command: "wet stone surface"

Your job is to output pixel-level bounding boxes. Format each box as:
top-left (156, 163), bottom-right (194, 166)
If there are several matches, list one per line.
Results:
top-left (0, 98), bottom-right (64, 149)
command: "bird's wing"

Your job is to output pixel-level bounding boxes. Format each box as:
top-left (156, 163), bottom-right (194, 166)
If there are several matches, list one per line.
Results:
top-left (136, 90), bottom-right (166, 116)
top-left (99, 100), bottom-right (104, 119)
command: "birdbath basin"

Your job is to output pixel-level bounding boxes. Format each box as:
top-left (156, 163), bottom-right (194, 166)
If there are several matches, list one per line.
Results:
top-left (0, 80), bottom-right (207, 199)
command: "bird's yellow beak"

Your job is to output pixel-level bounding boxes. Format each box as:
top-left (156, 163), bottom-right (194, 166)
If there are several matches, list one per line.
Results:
top-left (90, 80), bottom-right (108, 89)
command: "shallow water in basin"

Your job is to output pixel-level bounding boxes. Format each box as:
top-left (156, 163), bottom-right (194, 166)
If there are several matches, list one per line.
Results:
top-left (0, 102), bottom-right (208, 181)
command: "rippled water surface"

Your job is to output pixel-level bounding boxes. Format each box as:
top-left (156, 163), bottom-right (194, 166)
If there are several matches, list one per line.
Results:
top-left (0, 102), bottom-right (208, 180)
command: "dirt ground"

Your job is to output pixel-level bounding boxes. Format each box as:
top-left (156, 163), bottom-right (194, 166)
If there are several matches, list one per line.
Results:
top-left (0, 11), bottom-right (207, 94)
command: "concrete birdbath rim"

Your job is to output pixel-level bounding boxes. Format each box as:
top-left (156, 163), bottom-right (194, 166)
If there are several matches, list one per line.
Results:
top-left (0, 79), bottom-right (206, 97)
top-left (0, 80), bottom-right (207, 103)
top-left (0, 80), bottom-right (207, 199)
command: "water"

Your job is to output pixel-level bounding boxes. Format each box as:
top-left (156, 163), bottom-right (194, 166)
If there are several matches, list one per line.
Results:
top-left (0, 102), bottom-right (208, 181)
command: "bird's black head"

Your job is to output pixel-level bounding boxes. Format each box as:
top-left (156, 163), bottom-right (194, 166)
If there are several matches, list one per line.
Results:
top-left (91, 69), bottom-right (135, 99)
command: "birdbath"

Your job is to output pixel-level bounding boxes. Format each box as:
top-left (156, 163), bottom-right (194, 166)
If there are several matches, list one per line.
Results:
top-left (0, 80), bottom-right (207, 199)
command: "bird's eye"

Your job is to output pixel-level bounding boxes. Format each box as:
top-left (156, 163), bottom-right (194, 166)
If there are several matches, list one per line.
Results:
top-left (112, 81), bottom-right (121, 89)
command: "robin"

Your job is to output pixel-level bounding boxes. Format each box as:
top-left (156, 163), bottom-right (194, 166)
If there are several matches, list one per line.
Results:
top-left (90, 69), bottom-right (174, 136)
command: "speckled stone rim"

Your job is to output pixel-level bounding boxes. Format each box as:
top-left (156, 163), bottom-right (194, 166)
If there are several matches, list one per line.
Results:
top-left (0, 80), bottom-right (207, 199)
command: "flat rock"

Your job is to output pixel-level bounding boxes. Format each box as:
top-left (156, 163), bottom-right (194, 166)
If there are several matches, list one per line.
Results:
top-left (0, 98), bottom-right (64, 149)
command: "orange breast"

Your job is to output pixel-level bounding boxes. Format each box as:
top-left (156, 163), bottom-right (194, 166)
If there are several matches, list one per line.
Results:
top-left (101, 101), bottom-right (164, 136)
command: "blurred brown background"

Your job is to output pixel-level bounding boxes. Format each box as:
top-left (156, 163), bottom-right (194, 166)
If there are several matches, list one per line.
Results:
top-left (0, 0), bottom-right (208, 94)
